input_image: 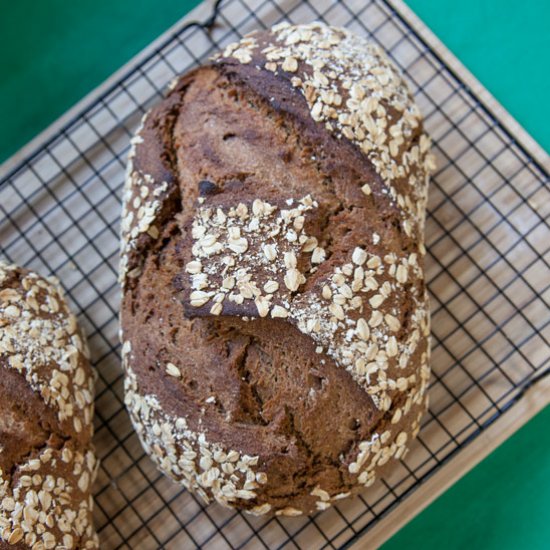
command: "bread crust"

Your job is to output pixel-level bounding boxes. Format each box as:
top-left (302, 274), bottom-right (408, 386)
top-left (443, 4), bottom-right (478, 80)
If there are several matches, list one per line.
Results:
top-left (121, 23), bottom-right (433, 516)
top-left (0, 263), bottom-right (98, 548)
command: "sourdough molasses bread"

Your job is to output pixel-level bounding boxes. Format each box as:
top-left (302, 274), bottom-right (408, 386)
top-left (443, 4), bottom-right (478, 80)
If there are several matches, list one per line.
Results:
top-left (120, 22), bottom-right (434, 515)
top-left (0, 263), bottom-right (98, 548)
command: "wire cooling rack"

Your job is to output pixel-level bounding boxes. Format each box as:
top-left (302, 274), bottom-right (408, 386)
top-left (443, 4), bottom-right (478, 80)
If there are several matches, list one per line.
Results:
top-left (1, 0), bottom-right (549, 548)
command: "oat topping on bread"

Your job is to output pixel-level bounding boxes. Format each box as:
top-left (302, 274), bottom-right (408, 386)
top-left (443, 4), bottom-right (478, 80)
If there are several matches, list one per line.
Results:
top-left (0, 262), bottom-right (98, 548)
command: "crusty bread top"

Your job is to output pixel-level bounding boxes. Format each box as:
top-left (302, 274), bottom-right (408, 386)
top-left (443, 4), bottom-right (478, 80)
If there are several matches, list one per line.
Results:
top-left (180, 22), bottom-right (433, 409)
top-left (120, 23), bottom-right (434, 288)
top-left (215, 22), bottom-right (434, 223)
top-left (0, 263), bottom-right (98, 549)
top-left (120, 22), bottom-right (433, 515)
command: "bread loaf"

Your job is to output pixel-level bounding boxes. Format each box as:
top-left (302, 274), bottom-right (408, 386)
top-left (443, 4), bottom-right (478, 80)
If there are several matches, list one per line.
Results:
top-left (0, 263), bottom-right (98, 548)
top-left (120, 22), bottom-right (434, 515)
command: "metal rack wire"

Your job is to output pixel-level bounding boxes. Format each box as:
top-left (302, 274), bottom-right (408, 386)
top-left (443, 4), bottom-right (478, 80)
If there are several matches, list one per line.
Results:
top-left (1, 0), bottom-right (548, 547)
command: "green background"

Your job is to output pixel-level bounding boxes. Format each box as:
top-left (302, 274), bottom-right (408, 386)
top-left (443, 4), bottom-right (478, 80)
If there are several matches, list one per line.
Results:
top-left (0, 0), bottom-right (548, 548)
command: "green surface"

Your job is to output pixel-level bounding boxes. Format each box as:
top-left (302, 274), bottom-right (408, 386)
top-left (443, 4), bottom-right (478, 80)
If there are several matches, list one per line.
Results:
top-left (383, 405), bottom-right (550, 550)
top-left (405, 0), bottom-right (550, 154)
top-left (0, 0), bottom-right (201, 162)
top-left (0, 0), bottom-right (548, 548)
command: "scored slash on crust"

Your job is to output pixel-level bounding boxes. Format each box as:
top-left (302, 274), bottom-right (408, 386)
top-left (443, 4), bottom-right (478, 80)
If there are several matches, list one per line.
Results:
top-left (184, 191), bottom-right (430, 418)
top-left (219, 21), bottom-right (435, 235)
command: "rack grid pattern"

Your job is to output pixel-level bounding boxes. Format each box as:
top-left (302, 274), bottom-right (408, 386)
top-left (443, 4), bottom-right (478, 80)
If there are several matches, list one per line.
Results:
top-left (1, 0), bottom-right (548, 548)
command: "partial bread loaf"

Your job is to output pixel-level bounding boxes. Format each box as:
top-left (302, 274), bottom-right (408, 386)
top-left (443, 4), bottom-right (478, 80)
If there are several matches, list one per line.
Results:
top-left (0, 263), bottom-right (98, 549)
top-left (121, 22), bottom-right (434, 515)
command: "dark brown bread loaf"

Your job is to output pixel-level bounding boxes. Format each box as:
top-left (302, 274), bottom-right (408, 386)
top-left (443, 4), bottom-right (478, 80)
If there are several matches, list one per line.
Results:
top-left (120, 22), bottom-right (434, 516)
top-left (0, 263), bottom-right (98, 548)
